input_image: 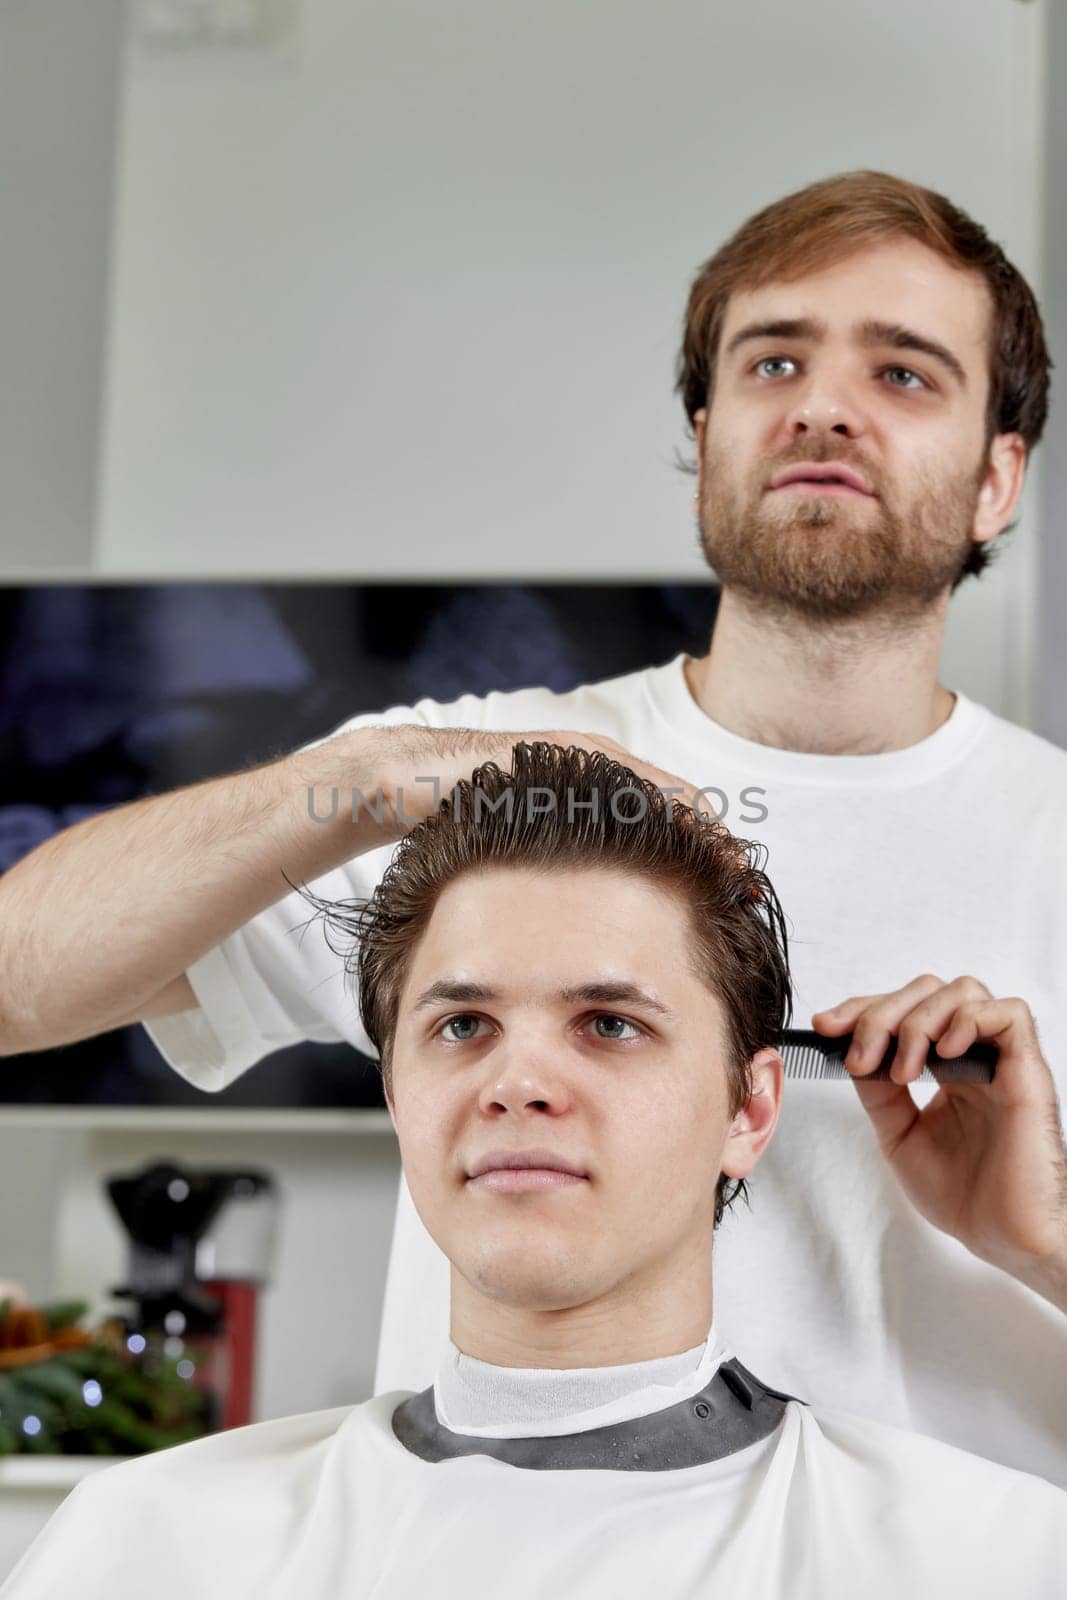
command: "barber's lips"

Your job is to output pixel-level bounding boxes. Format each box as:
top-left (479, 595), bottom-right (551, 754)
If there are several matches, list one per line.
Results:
top-left (772, 481), bottom-right (870, 498)
top-left (767, 464), bottom-right (876, 499)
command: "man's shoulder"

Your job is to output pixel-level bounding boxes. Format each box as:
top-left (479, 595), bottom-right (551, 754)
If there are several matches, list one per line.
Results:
top-left (3, 1402), bottom-right (397, 1595)
top-left (323, 656), bottom-right (679, 744)
top-left (73, 1401), bottom-right (365, 1501)
top-left (806, 1401), bottom-right (1066, 1507)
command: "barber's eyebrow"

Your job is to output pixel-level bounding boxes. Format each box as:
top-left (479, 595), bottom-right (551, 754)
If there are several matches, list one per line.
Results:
top-left (857, 319), bottom-right (967, 389)
top-left (724, 316), bottom-right (825, 357)
top-left (724, 314), bottom-right (967, 388)
top-left (410, 978), bottom-right (676, 1018)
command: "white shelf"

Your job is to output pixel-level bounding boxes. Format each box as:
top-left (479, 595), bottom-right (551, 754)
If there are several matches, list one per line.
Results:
top-left (0, 1455), bottom-right (124, 1492)
top-left (0, 1107), bottom-right (395, 1135)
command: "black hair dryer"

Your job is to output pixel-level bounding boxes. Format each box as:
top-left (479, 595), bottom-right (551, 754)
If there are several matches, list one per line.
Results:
top-left (106, 1159), bottom-right (279, 1431)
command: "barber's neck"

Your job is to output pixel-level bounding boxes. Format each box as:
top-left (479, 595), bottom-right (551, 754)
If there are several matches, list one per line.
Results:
top-left (688, 585), bottom-right (956, 756)
top-left (448, 1264), bottom-right (713, 1370)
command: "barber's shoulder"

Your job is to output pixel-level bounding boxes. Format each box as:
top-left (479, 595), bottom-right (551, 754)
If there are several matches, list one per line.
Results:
top-left (971, 698), bottom-right (1067, 791)
top-left (317, 656), bottom-right (663, 744)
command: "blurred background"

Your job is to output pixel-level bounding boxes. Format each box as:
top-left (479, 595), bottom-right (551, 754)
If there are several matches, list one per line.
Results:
top-left (4, 0), bottom-right (1065, 728)
top-left (1, 0), bottom-right (1065, 1575)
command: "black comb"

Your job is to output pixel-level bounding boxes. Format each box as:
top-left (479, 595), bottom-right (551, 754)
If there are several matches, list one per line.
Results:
top-left (778, 1029), bottom-right (997, 1085)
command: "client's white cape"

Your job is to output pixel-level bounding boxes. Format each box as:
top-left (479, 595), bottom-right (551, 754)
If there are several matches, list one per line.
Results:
top-left (2, 1391), bottom-right (1063, 1598)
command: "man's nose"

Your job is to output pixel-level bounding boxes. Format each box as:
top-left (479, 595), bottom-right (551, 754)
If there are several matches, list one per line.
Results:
top-left (477, 1042), bottom-right (574, 1116)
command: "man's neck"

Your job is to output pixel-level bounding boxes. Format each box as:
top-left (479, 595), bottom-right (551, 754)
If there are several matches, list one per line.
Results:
top-left (687, 587), bottom-right (956, 755)
top-left (449, 1265), bottom-right (713, 1369)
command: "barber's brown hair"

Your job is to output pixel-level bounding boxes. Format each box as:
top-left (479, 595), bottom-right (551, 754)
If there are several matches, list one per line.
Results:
top-left (297, 742), bottom-right (792, 1228)
top-left (677, 169), bottom-right (1052, 581)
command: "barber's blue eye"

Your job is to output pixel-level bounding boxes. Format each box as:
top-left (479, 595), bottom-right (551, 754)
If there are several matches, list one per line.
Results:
top-left (755, 356), bottom-right (795, 379)
top-left (441, 1014), bottom-right (481, 1041)
top-left (592, 1015), bottom-right (640, 1040)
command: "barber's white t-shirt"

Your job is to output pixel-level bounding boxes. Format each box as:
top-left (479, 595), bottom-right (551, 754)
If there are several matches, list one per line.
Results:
top-left (144, 652), bottom-right (1067, 1483)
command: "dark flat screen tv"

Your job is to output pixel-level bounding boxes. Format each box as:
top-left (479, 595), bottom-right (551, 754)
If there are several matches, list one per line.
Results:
top-left (0, 581), bottom-right (718, 1108)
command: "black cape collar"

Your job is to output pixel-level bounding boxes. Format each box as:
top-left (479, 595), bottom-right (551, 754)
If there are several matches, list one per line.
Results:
top-left (392, 1357), bottom-right (800, 1472)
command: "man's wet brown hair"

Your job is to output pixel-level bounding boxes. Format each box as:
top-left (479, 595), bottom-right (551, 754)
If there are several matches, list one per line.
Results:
top-left (676, 168), bottom-right (1052, 582)
top-left (298, 741), bottom-right (792, 1228)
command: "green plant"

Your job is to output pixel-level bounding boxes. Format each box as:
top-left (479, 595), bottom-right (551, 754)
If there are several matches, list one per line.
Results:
top-left (0, 1298), bottom-right (216, 1456)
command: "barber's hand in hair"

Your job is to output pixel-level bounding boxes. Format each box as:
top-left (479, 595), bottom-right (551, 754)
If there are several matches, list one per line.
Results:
top-left (812, 975), bottom-right (1067, 1315)
top-left (368, 724), bottom-right (710, 842)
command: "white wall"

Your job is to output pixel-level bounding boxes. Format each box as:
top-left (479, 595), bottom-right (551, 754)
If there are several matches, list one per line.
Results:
top-left (0, 0), bottom-right (123, 568)
top-left (94, 0), bottom-right (1048, 722)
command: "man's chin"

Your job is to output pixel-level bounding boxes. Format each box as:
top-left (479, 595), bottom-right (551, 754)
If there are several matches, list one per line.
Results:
top-left (455, 1251), bottom-right (601, 1312)
top-left (467, 1278), bottom-right (595, 1314)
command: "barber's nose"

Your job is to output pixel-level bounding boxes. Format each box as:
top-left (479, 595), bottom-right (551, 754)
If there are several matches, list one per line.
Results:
top-left (784, 371), bottom-right (865, 441)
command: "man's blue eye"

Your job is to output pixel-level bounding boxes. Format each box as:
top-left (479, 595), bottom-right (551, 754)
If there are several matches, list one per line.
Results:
top-left (438, 1012), bottom-right (641, 1042)
top-left (592, 1015), bottom-right (640, 1040)
top-left (441, 1014), bottom-right (481, 1041)
top-left (885, 366), bottom-right (923, 389)
top-left (755, 356), bottom-right (795, 379)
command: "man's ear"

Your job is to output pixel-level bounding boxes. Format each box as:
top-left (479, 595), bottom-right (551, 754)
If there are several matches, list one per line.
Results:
top-left (381, 1065), bottom-right (398, 1132)
top-left (972, 431), bottom-right (1027, 546)
top-left (719, 1047), bottom-right (783, 1181)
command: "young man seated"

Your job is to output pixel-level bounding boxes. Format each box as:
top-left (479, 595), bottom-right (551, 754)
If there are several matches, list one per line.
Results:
top-left (4, 745), bottom-right (1064, 1599)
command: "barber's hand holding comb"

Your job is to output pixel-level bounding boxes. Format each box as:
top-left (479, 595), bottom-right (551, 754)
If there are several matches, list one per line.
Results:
top-left (811, 974), bottom-right (1067, 1315)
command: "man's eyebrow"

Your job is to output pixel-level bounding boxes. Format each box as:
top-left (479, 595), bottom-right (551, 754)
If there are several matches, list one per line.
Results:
top-left (856, 319), bottom-right (967, 388)
top-left (558, 982), bottom-right (675, 1017)
top-left (411, 980), bottom-right (498, 1012)
top-left (409, 978), bottom-right (675, 1018)
top-left (723, 313), bottom-right (967, 389)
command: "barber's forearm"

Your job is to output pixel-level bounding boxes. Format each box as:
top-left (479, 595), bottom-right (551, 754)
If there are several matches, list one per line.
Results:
top-left (1018, 1240), bottom-right (1067, 1316)
top-left (0, 725), bottom-right (391, 1055)
top-left (986, 1233), bottom-right (1067, 1317)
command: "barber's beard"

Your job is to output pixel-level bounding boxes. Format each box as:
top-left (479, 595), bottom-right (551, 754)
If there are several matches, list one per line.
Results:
top-left (696, 441), bottom-right (987, 623)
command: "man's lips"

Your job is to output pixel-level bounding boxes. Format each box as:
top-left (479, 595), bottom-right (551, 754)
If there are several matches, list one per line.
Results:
top-left (767, 462), bottom-right (876, 498)
top-left (466, 1147), bottom-right (589, 1192)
